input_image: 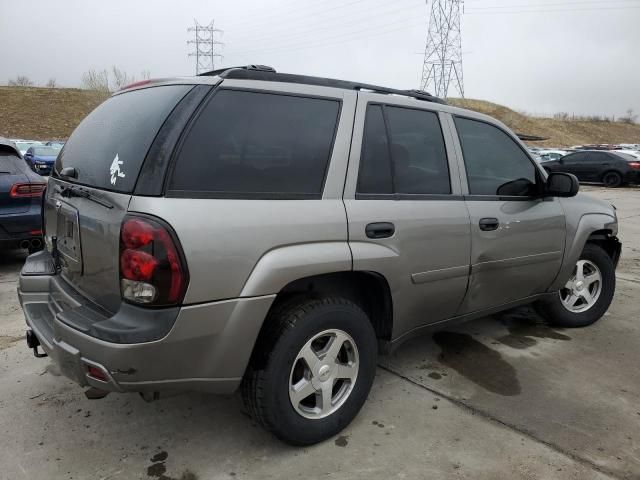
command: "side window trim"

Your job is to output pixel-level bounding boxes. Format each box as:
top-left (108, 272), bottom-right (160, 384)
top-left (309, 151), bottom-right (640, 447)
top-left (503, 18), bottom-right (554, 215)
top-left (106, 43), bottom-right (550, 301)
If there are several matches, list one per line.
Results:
top-left (355, 101), bottom-right (455, 199)
top-left (164, 87), bottom-right (343, 200)
top-left (451, 114), bottom-right (544, 200)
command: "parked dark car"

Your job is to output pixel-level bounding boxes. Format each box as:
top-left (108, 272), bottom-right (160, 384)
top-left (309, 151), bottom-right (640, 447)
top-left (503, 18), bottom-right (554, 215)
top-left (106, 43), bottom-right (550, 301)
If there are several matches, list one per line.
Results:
top-left (23, 145), bottom-right (60, 175)
top-left (0, 138), bottom-right (46, 252)
top-left (542, 150), bottom-right (640, 187)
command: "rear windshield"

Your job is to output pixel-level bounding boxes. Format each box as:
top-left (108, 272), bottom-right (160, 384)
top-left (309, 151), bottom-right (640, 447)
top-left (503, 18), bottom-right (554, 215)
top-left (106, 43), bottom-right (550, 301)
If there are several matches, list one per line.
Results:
top-left (0, 153), bottom-right (21, 175)
top-left (54, 85), bottom-right (192, 193)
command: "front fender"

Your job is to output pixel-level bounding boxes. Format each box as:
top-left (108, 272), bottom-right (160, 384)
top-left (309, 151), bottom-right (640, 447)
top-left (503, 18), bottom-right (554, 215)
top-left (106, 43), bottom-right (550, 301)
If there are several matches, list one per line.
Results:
top-left (239, 242), bottom-right (352, 297)
top-left (548, 212), bottom-right (617, 292)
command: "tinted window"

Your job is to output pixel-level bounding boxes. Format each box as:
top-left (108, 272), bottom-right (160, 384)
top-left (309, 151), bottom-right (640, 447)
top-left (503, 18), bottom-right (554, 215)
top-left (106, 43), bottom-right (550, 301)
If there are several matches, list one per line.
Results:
top-left (563, 152), bottom-right (587, 163)
top-left (0, 153), bottom-right (21, 174)
top-left (55, 85), bottom-right (192, 193)
top-left (357, 105), bottom-right (450, 195)
top-left (385, 106), bottom-right (450, 194)
top-left (357, 105), bottom-right (392, 194)
top-left (455, 117), bottom-right (537, 196)
top-left (614, 152), bottom-right (637, 162)
top-left (588, 152), bottom-right (609, 163)
top-left (170, 90), bottom-right (340, 198)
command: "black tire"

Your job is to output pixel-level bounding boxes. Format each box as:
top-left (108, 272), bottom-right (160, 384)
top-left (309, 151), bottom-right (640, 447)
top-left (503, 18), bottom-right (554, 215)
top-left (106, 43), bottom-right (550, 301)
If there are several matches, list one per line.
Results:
top-left (242, 296), bottom-right (377, 446)
top-left (535, 243), bottom-right (615, 327)
top-left (602, 170), bottom-right (623, 188)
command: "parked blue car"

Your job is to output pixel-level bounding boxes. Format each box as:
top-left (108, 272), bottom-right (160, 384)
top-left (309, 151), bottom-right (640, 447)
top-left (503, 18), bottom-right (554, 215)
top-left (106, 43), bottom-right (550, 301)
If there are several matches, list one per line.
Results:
top-left (23, 145), bottom-right (60, 175)
top-left (1, 138), bottom-right (45, 252)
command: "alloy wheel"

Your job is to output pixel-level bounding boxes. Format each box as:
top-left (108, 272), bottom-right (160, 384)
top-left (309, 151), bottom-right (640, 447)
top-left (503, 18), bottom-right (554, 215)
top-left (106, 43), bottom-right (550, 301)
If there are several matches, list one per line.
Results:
top-left (559, 259), bottom-right (603, 313)
top-left (288, 329), bottom-right (359, 419)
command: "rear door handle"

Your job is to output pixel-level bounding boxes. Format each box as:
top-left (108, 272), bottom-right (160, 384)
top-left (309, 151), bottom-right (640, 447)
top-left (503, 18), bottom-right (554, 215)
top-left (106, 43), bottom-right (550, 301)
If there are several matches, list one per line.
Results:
top-left (479, 217), bottom-right (500, 231)
top-left (366, 222), bottom-right (395, 239)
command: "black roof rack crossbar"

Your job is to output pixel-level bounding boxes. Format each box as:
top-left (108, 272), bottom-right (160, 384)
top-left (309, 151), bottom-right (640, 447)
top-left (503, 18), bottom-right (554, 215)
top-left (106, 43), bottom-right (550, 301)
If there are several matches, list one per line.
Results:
top-left (198, 65), bottom-right (276, 77)
top-left (200, 65), bottom-right (446, 104)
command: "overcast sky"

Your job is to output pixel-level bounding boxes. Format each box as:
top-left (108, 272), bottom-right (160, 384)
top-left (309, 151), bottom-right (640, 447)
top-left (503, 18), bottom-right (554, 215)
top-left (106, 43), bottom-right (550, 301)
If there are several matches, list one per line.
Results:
top-left (1, 0), bottom-right (639, 117)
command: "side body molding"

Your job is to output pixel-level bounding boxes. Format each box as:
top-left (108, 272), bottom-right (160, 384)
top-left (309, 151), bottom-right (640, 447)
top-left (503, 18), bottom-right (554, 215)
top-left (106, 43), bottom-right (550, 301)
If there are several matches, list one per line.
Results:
top-left (240, 242), bottom-right (353, 297)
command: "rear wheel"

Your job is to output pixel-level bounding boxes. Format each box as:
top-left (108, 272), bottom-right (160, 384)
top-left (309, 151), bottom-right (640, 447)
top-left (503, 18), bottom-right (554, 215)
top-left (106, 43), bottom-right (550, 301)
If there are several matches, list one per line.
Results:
top-left (535, 243), bottom-right (615, 327)
top-left (602, 171), bottom-right (623, 188)
top-left (242, 297), bottom-right (377, 445)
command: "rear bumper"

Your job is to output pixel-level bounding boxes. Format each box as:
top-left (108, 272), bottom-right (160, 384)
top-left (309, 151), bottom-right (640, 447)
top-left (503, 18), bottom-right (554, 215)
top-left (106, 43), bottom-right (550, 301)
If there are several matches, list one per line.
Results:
top-left (0, 209), bottom-right (42, 246)
top-left (18, 252), bottom-right (275, 395)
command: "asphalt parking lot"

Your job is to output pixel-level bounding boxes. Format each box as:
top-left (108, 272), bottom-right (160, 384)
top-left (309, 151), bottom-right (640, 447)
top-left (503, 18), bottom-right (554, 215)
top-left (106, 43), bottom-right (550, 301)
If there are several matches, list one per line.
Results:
top-left (1, 185), bottom-right (639, 480)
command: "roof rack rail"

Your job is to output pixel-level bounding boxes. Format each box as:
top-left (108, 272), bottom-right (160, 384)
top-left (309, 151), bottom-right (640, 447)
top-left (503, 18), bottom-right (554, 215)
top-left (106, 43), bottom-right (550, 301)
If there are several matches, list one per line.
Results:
top-left (198, 65), bottom-right (276, 77)
top-left (204, 66), bottom-right (446, 105)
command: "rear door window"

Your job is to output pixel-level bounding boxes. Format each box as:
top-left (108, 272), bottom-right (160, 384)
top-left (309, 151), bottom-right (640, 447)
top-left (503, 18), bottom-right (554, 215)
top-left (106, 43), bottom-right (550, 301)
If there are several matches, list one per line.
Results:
top-left (357, 104), bottom-right (451, 196)
top-left (54, 85), bottom-right (193, 193)
top-left (168, 89), bottom-right (341, 198)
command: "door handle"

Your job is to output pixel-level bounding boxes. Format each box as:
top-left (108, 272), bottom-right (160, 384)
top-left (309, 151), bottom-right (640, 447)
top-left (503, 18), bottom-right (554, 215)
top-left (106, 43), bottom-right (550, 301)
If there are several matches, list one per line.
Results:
top-left (479, 218), bottom-right (500, 231)
top-left (365, 222), bottom-right (395, 239)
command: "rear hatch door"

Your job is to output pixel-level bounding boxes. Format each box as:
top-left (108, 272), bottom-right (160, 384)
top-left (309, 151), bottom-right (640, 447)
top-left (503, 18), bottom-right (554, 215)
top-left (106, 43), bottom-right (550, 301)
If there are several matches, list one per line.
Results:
top-left (46, 84), bottom-right (194, 313)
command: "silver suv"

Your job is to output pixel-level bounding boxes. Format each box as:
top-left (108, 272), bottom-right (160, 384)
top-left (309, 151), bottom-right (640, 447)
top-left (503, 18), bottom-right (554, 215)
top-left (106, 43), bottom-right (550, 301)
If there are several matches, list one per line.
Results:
top-left (18, 66), bottom-right (621, 445)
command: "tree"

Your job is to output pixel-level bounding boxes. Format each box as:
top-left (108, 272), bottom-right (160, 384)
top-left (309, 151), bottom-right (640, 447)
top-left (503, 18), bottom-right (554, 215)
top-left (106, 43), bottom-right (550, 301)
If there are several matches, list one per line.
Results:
top-left (8, 75), bottom-right (33, 87)
top-left (619, 108), bottom-right (637, 125)
top-left (81, 68), bottom-right (110, 94)
top-left (46, 78), bottom-right (58, 88)
top-left (81, 66), bottom-right (152, 94)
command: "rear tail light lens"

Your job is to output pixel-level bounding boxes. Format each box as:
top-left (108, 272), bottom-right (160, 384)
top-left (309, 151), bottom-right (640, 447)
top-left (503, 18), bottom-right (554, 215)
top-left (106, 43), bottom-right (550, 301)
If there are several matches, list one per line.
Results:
top-left (10, 183), bottom-right (46, 198)
top-left (629, 162), bottom-right (640, 170)
top-left (119, 215), bottom-right (188, 306)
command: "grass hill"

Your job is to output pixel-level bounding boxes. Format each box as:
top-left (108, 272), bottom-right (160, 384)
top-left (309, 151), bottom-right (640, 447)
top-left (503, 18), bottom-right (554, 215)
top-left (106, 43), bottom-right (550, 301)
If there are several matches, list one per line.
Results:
top-left (1, 86), bottom-right (638, 147)
top-left (448, 98), bottom-right (640, 147)
top-left (0, 86), bottom-right (105, 140)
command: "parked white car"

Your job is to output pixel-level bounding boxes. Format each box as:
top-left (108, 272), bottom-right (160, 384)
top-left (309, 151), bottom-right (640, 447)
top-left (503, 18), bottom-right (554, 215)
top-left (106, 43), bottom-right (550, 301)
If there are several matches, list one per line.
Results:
top-left (539, 149), bottom-right (569, 162)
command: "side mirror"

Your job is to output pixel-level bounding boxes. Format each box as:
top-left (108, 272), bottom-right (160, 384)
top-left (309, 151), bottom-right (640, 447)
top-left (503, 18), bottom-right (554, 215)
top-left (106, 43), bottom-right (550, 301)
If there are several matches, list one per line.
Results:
top-left (59, 166), bottom-right (77, 178)
top-left (545, 172), bottom-right (579, 197)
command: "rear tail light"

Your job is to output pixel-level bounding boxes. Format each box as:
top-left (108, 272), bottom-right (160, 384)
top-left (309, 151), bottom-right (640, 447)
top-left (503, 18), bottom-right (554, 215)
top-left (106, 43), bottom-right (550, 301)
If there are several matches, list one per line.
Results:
top-left (10, 183), bottom-right (46, 198)
top-left (629, 162), bottom-right (640, 170)
top-left (119, 215), bottom-right (188, 306)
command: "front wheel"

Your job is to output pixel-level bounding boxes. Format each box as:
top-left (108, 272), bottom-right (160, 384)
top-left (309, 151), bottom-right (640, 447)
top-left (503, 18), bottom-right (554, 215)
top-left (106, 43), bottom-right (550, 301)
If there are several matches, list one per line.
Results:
top-left (535, 243), bottom-right (615, 327)
top-left (242, 297), bottom-right (378, 445)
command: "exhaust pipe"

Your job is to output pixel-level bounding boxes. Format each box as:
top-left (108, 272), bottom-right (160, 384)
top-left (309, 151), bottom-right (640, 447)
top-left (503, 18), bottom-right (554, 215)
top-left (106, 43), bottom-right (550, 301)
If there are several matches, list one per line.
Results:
top-left (30, 238), bottom-right (42, 249)
top-left (20, 239), bottom-right (30, 249)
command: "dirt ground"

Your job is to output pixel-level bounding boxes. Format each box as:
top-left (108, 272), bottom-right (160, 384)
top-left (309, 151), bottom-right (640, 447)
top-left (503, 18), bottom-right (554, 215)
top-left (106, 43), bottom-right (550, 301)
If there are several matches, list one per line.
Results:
top-left (0, 185), bottom-right (638, 480)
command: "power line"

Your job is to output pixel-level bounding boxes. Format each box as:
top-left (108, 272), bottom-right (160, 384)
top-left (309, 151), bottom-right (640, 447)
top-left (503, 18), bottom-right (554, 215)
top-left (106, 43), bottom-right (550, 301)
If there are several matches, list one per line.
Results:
top-left (466, 3), bottom-right (640, 14)
top-left (228, 2), bottom-right (426, 48)
top-left (225, 17), bottom-right (426, 58)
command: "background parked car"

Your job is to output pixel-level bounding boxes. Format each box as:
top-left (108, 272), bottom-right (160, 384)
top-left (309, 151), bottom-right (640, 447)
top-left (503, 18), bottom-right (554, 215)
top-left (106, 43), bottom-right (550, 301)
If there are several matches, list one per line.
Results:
top-left (23, 145), bottom-right (60, 175)
top-left (538, 149), bottom-right (568, 162)
top-left (0, 138), bottom-right (45, 253)
top-left (45, 140), bottom-right (65, 148)
top-left (12, 139), bottom-right (43, 156)
top-left (542, 150), bottom-right (640, 187)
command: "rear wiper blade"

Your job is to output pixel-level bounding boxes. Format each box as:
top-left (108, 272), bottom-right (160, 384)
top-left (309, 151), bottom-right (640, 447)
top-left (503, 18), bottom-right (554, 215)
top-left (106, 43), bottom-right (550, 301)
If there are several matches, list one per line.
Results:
top-left (57, 185), bottom-right (114, 209)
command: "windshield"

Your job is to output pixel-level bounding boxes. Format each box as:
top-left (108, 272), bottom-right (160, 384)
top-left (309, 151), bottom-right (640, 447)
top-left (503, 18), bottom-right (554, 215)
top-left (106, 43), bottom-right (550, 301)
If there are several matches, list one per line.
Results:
top-left (33, 146), bottom-right (59, 156)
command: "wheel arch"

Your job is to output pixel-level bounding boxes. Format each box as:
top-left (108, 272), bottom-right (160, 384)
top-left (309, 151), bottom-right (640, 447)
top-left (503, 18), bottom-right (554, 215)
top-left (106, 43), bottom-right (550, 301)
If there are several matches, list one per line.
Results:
top-left (548, 213), bottom-right (619, 292)
top-left (247, 270), bottom-right (394, 371)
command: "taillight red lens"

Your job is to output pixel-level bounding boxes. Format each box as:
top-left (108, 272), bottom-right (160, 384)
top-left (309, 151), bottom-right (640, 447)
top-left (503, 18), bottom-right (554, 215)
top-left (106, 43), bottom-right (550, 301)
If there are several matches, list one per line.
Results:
top-left (121, 218), bottom-right (155, 249)
top-left (629, 162), bottom-right (640, 170)
top-left (119, 215), bottom-right (188, 306)
top-left (10, 183), bottom-right (46, 198)
top-left (120, 249), bottom-right (158, 281)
